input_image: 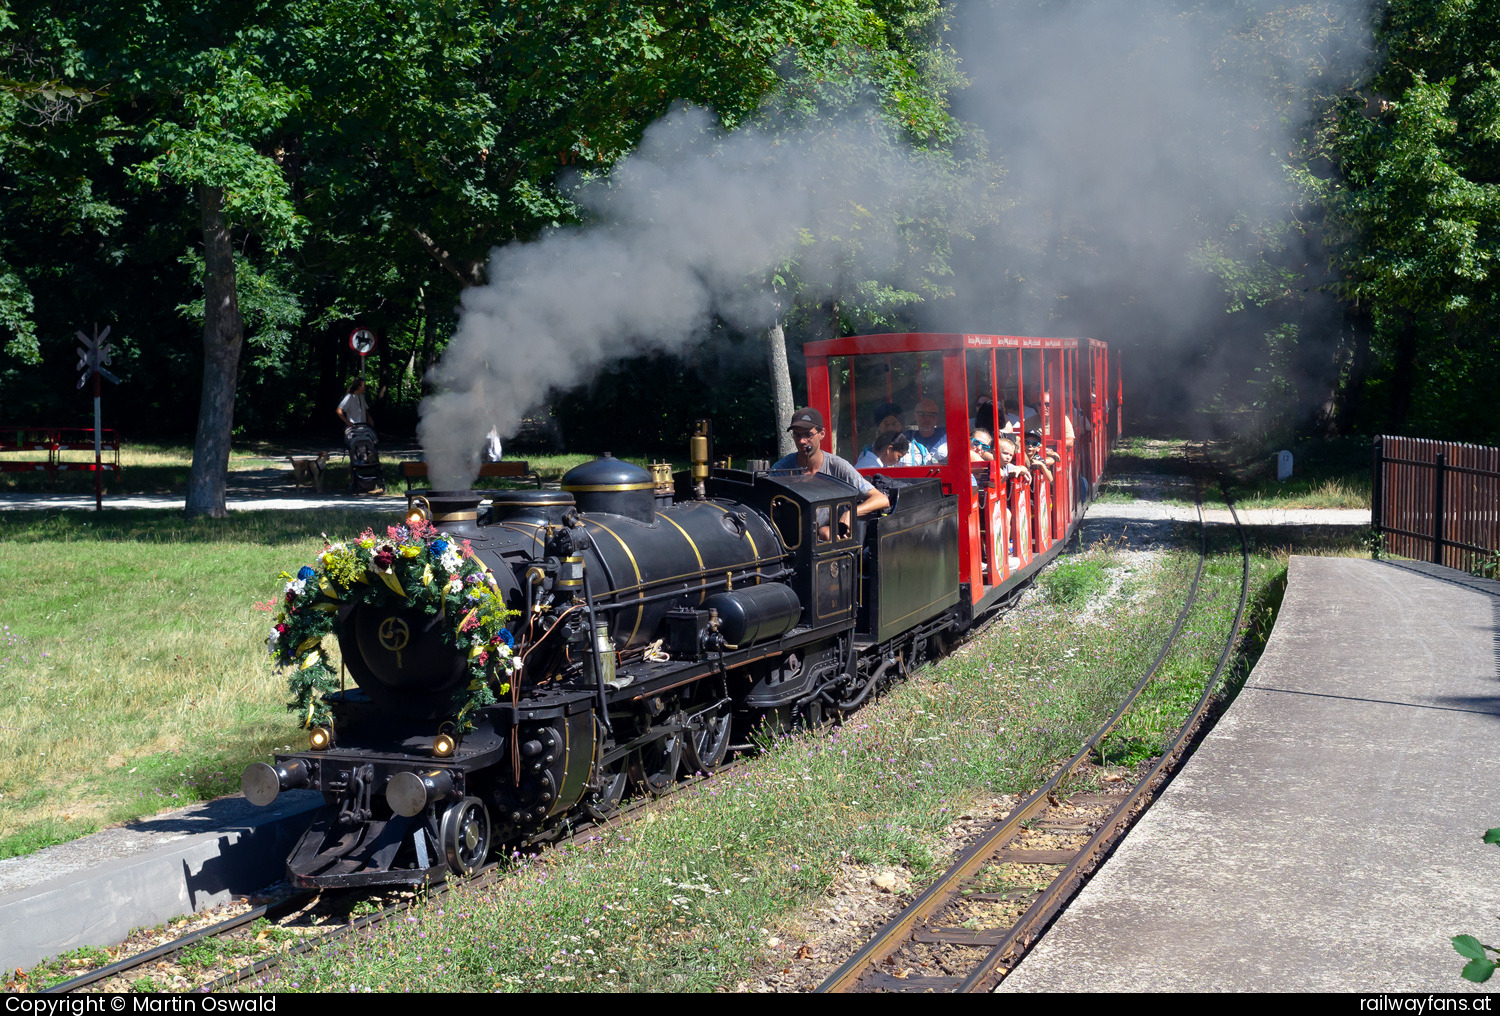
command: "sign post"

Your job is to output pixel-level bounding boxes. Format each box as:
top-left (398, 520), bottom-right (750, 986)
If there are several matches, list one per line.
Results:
top-left (348, 327), bottom-right (378, 380)
top-left (76, 324), bottom-right (121, 512)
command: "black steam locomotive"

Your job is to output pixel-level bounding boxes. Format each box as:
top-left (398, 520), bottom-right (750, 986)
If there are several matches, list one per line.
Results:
top-left (243, 449), bottom-right (973, 888)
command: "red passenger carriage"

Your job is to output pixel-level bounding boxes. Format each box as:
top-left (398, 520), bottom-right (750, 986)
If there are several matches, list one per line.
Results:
top-left (801, 332), bottom-right (1121, 616)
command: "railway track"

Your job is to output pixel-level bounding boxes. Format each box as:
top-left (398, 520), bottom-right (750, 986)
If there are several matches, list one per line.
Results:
top-left (815, 451), bottom-right (1251, 993)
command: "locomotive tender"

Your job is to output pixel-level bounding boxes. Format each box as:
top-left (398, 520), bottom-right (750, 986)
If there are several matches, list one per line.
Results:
top-left (242, 333), bottom-right (1121, 888)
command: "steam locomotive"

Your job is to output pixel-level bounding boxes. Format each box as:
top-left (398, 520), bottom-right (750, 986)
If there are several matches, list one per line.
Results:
top-left (241, 332), bottom-right (1120, 888)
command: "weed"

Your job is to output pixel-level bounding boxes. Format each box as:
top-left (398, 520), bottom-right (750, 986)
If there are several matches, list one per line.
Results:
top-left (1040, 556), bottom-right (1112, 608)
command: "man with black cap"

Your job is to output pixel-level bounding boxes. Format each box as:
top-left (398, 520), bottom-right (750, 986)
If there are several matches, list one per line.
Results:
top-left (773, 407), bottom-right (890, 519)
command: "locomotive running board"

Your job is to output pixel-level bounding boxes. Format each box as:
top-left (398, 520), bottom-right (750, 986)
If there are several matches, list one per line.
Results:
top-left (286, 806), bottom-right (445, 888)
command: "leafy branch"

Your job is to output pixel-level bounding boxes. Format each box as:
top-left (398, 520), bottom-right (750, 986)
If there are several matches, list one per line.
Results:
top-left (1452, 828), bottom-right (1500, 982)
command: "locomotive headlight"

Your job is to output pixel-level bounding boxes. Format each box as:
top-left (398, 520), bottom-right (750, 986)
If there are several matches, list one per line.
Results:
top-left (433, 732), bottom-right (456, 758)
top-left (309, 725), bottom-right (333, 751)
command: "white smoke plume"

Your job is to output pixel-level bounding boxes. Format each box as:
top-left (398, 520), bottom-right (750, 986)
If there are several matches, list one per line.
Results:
top-left (418, 106), bottom-right (921, 489)
top-left (928, 0), bottom-right (1376, 429)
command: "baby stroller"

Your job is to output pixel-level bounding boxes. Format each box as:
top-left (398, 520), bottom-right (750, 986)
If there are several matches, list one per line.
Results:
top-left (345, 423), bottom-right (384, 494)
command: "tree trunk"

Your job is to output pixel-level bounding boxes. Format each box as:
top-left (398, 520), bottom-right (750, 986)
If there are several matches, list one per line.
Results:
top-left (767, 317), bottom-right (795, 458)
top-left (184, 184), bottom-right (245, 519)
top-left (1390, 311), bottom-right (1418, 432)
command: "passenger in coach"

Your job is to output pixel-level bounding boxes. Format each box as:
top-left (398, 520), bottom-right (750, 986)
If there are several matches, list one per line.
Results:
top-left (1025, 430), bottom-right (1057, 484)
top-left (856, 430), bottom-right (910, 469)
top-left (970, 427), bottom-right (996, 463)
top-left (909, 397), bottom-right (946, 458)
top-left (861, 401), bottom-right (932, 466)
top-left (1002, 396), bottom-right (1038, 433)
top-left (995, 437), bottom-right (1031, 480)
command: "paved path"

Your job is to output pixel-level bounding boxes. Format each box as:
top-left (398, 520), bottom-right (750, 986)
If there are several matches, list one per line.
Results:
top-left (0, 467), bottom-right (414, 512)
top-left (1000, 556), bottom-right (1500, 993)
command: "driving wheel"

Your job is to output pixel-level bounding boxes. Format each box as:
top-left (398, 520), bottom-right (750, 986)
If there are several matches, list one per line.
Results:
top-left (628, 717), bottom-right (683, 797)
top-left (682, 704), bottom-right (732, 775)
top-left (586, 762), bottom-right (630, 821)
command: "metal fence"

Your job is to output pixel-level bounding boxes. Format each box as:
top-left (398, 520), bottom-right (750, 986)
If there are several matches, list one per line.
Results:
top-left (1372, 435), bottom-right (1500, 571)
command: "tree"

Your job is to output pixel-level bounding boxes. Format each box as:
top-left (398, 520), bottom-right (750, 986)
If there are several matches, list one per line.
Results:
top-left (2, 3), bottom-right (305, 516)
top-left (1318, 1), bottom-right (1500, 438)
top-left (0, 0), bottom-right (997, 474)
top-left (749, 1), bottom-right (992, 450)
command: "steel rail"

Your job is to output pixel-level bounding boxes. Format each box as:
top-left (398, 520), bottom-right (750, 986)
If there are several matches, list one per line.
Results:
top-left (955, 449), bottom-right (1252, 992)
top-left (42, 891), bottom-right (315, 994)
top-left (816, 460), bottom-right (1213, 993)
top-left (190, 753), bottom-right (758, 991)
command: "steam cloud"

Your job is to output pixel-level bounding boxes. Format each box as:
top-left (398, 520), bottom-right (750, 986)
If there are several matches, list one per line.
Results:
top-left (422, 1), bottom-right (1376, 479)
top-left (418, 107), bottom-right (922, 489)
top-left (929, 0), bottom-right (1375, 428)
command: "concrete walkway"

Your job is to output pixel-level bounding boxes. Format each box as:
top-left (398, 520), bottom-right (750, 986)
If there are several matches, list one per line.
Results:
top-left (1001, 556), bottom-right (1500, 993)
top-left (0, 467), bottom-right (415, 512)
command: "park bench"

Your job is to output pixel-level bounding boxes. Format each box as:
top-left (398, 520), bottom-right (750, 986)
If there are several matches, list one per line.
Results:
top-left (400, 459), bottom-right (540, 492)
top-left (0, 425), bottom-right (121, 482)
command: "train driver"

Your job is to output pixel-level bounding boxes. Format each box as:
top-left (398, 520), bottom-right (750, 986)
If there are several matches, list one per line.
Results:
top-left (773, 407), bottom-right (890, 522)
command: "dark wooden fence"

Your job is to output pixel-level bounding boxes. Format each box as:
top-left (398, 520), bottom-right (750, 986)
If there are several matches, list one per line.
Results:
top-left (1372, 435), bottom-right (1500, 571)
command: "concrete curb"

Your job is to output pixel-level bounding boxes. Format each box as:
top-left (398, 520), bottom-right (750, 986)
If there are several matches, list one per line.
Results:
top-left (0, 792), bottom-right (322, 972)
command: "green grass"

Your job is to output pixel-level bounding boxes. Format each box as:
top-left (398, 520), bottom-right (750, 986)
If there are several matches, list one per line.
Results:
top-left (1090, 477), bottom-right (1139, 504)
top-left (1217, 435), bottom-right (1372, 509)
top-left (0, 509), bottom-right (389, 856)
top-left (0, 442), bottom-right (286, 495)
top-left (1040, 554), bottom-right (1114, 608)
top-left (12, 944), bottom-right (113, 991)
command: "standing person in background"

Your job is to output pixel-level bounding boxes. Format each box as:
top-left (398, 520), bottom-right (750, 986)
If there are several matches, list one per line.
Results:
top-left (337, 378), bottom-right (383, 494)
top-left (337, 378), bottom-right (373, 431)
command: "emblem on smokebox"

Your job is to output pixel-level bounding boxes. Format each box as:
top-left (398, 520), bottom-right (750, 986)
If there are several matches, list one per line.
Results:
top-left (378, 616), bottom-right (411, 667)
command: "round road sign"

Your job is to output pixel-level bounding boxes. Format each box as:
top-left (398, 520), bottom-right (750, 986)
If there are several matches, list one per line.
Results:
top-left (349, 327), bottom-right (378, 356)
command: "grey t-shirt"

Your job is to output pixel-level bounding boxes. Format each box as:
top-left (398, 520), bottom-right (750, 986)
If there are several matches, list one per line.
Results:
top-left (771, 451), bottom-right (874, 495)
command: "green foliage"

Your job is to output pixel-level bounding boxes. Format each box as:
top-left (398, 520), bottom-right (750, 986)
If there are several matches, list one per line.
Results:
top-left (0, 0), bottom-right (978, 451)
top-left (1454, 829), bottom-right (1500, 982)
top-left (1317, 0), bottom-right (1500, 438)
